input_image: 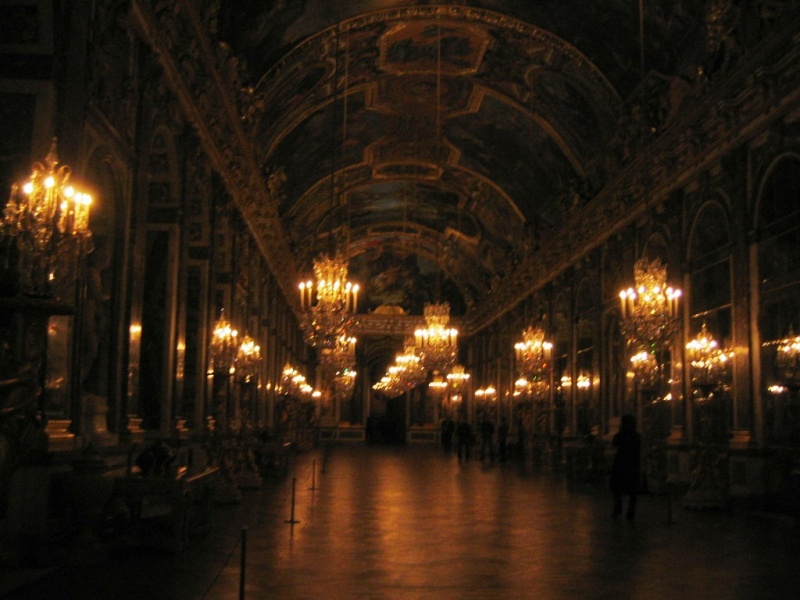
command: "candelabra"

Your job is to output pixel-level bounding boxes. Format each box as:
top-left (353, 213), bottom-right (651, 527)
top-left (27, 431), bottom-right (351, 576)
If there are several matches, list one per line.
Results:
top-left (209, 313), bottom-right (239, 431)
top-left (298, 251), bottom-right (359, 349)
top-left (1, 138), bottom-right (93, 299)
top-left (210, 313), bottom-right (239, 375)
top-left (414, 302), bottom-right (458, 374)
top-left (235, 335), bottom-right (261, 383)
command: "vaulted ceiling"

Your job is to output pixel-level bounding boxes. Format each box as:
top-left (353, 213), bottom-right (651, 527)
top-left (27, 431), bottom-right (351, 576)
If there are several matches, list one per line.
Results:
top-left (216, 1), bottom-right (708, 318)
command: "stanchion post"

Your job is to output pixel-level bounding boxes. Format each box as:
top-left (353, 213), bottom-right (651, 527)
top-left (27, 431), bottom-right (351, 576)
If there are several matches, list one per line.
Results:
top-left (240, 528), bottom-right (247, 600)
top-left (285, 477), bottom-right (300, 524)
top-left (667, 482), bottom-right (674, 524)
top-left (309, 459), bottom-right (317, 491)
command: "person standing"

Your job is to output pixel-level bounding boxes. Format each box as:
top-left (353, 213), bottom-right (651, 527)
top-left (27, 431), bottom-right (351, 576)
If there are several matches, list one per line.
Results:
top-left (610, 414), bottom-right (642, 520)
top-left (441, 416), bottom-right (455, 454)
top-left (479, 416), bottom-right (495, 462)
top-left (497, 416), bottom-right (509, 462)
top-left (456, 417), bottom-right (472, 463)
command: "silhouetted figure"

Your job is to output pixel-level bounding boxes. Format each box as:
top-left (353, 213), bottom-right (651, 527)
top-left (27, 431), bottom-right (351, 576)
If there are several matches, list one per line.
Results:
top-left (441, 416), bottom-right (455, 454)
top-left (610, 414), bottom-right (641, 520)
top-left (497, 416), bottom-right (509, 461)
top-left (456, 418), bottom-right (472, 463)
top-left (479, 417), bottom-right (495, 462)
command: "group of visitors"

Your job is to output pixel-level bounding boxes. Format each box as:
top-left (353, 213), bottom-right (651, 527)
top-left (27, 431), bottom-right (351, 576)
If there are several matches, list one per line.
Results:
top-left (441, 411), bottom-right (643, 520)
top-left (440, 414), bottom-right (510, 463)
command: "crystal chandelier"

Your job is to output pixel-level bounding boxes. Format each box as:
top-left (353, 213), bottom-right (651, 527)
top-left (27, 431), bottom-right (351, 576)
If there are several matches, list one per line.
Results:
top-left (395, 341), bottom-right (427, 388)
top-left (619, 258), bottom-right (682, 351)
top-left (686, 323), bottom-right (732, 386)
top-left (210, 312), bottom-right (239, 375)
top-left (332, 367), bottom-right (357, 403)
top-left (322, 334), bottom-right (358, 403)
top-left (776, 330), bottom-right (800, 382)
top-left (514, 326), bottom-right (553, 379)
top-left (414, 302), bottom-right (458, 373)
top-left (446, 364), bottom-right (470, 395)
top-left (234, 334), bottom-right (261, 383)
top-left (320, 334), bottom-right (357, 372)
top-left (298, 251), bottom-right (359, 348)
top-left (427, 373), bottom-right (448, 403)
top-left (1, 138), bottom-right (93, 298)
top-left (474, 386), bottom-right (497, 404)
top-left (630, 350), bottom-right (660, 390)
top-left (514, 376), bottom-right (549, 402)
top-left (279, 363), bottom-right (315, 398)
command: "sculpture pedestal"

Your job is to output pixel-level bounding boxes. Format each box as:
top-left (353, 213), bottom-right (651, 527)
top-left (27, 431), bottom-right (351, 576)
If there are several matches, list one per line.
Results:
top-left (80, 393), bottom-right (117, 448)
top-left (44, 419), bottom-right (76, 453)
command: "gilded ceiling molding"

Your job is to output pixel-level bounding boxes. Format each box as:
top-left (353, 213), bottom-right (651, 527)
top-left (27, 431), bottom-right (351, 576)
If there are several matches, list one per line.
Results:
top-left (252, 5), bottom-right (620, 163)
top-left (132, 0), bottom-right (302, 312)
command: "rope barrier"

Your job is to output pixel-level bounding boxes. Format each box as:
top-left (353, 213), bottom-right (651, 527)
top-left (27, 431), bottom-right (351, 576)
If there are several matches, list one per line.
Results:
top-left (200, 448), bottom-right (326, 598)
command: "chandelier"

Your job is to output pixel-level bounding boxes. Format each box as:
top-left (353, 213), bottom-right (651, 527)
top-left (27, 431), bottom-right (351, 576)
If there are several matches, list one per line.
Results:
top-left (428, 373), bottom-right (448, 402)
top-left (321, 333), bottom-right (357, 372)
top-left (630, 350), bottom-right (660, 390)
top-left (210, 313), bottom-right (239, 375)
top-left (372, 371), bottom-right (406, 398)
top-left (474, 386), bottom-right (497, 404)
top-left (395, 342), bottom-right (427, 388)
top-left (332, 367), bottom-right (357, 403)
top-left (234, 334), bottom-right (261, 383)
top-left (619, 258), bottom-right (682, 351)
top-left (414, 302), bottom-right (458, 373)
top-left (446, 364), bottom-right (470, 395)
top-left (514, 376), bottom-right (550, 402)
top-left (1, 138), bottom-right (93, 298)
top-left (514, 326), bottom-right (553, 379)
top-left (686, 323), bottom-right (732, 386)
top-left (776, 330), bottom-right (800, 382)
top-left (279, 363), bottom-right (315, 398)
top-left (322, 334), bottom-right (358, 403)
top-left (298, 251), bottom-right (359, 348)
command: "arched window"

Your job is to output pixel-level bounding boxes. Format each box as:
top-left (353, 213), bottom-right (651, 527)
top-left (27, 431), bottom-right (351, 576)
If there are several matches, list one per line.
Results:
top-left (757, 155), bottom-right (800, 446)
top-left (687, 200), bottom-right (733, 443)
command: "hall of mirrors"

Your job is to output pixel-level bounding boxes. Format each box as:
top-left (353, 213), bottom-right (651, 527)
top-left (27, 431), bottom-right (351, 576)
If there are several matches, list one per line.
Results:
top-left (2, 0), bottom-right (800, 560)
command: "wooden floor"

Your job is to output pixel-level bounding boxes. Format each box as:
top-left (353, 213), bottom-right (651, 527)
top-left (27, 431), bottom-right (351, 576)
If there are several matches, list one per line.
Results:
top-left (3, 443), bottom-right (800, 599)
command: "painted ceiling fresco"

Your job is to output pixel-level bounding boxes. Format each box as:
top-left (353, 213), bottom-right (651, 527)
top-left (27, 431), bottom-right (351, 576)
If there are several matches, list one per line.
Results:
top-left (219, 0), bottom-right (710, 316)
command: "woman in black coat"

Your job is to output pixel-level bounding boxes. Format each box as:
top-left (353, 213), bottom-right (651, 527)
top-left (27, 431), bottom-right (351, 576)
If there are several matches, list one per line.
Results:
top-left (610, 414), bottom-right (641, 519)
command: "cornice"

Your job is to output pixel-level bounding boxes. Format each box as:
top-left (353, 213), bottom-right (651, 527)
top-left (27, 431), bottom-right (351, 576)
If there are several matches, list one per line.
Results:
top-left (465, 18), bottom-right (800, 335)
